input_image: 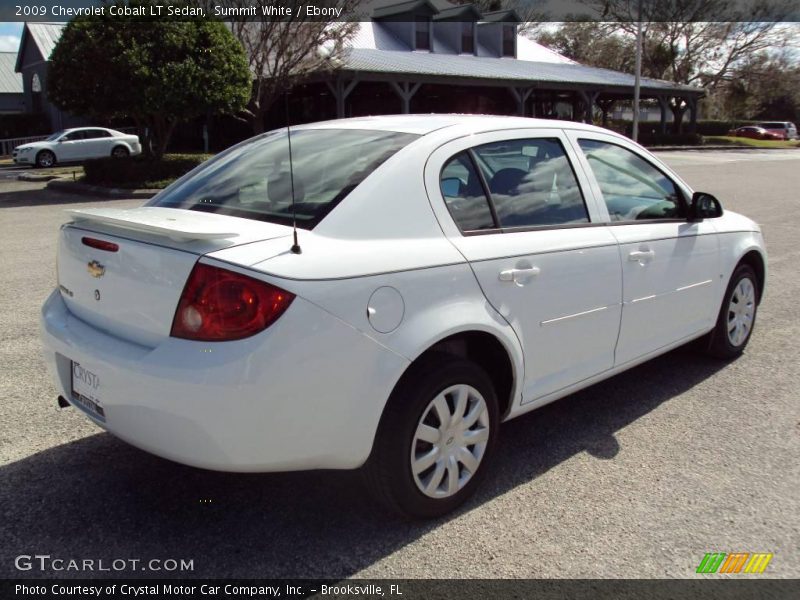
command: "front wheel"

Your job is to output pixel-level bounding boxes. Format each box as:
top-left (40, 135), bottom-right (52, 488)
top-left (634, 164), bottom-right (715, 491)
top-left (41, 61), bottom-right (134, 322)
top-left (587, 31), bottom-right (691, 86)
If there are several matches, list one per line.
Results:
top-left (363, 354), bottom-right (499, 518)
top-left (35, 150), bottom-right (55, 168)
top-left (703, 263), bottom-right (759, 359)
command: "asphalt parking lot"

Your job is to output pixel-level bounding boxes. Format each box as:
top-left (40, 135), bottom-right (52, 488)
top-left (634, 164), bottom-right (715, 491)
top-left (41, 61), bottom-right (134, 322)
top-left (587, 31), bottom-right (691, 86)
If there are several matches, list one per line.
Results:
top-left (0, 150), bottom-right (798, 579)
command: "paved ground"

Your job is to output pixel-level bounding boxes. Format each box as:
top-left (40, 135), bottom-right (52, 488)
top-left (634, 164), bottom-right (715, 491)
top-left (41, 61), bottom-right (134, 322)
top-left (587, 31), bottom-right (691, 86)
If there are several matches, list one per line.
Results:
top-left (0, 150), bottom-right (798, 579)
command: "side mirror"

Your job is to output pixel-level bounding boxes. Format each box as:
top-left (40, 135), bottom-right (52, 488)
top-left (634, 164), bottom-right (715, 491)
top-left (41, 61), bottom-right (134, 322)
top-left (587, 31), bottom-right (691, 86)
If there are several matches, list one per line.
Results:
top-left (689, 191), bottom-right (723, 221)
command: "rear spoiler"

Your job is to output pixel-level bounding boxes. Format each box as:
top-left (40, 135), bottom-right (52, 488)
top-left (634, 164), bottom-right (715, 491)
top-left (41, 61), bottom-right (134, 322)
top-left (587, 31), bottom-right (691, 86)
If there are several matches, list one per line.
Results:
top-left (66, 207), bottom-right (240, 241)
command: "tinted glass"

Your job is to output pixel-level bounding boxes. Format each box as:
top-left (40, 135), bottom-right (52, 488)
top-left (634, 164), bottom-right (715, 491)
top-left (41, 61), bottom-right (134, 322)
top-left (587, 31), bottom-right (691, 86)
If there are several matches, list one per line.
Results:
top-left (86, 129), bottom-right (111, 139)
top-left (462, 22), bottom-right (474, 53)
top-left (502, 25), bottom-right (515, 56)
top-left (62, 131), bottom-right (86, 141)
top-left (578, 139), bottom-right (685, 221)
top-left (472, 138), bottom-right (588, 228)
top-left (415, 19), bottom-right (431, 50)
top-left (150, 129), bottom-right (419, 229)
top-left (440, 152), bottom-right (495, 231)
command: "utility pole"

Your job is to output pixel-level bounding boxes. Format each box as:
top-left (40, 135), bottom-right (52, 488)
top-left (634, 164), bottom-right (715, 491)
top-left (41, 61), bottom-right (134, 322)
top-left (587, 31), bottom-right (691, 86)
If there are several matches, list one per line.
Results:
top-left (632, 0), bottom-right (643, 142)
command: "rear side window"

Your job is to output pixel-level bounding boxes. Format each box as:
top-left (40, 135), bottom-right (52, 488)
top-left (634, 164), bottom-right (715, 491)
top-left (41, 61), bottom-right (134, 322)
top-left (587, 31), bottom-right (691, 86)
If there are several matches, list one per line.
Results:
top-left (150, 129), bottom-right (419, 229)
top-left (471, 138), bottom-right (589, 229)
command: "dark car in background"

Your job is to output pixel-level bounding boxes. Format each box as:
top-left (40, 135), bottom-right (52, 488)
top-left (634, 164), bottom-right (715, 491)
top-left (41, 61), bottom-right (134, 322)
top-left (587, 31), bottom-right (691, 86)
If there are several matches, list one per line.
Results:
top-left (756, 121), bottom-right (797, 140)
top-left (727, 126), bottom-right (784, 141)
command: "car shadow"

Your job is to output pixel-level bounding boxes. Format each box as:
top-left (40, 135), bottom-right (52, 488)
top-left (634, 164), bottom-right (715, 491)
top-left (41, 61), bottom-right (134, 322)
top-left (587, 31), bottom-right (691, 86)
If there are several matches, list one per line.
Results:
top-left (0, 345), bottom-right (728, 579)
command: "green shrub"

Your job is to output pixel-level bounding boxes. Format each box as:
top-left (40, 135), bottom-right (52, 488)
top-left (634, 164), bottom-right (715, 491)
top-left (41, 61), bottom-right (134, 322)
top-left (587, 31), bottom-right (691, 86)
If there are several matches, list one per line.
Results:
top-left (82, 154), bottom-right (212, 189)
top-left (639, 133), bottom-right (704, 147)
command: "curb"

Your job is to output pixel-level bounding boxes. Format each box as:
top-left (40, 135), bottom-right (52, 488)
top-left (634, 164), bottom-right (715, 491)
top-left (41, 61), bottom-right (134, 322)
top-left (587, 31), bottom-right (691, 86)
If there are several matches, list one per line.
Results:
top-left (47, 179), bottom-right (159, 199)
top-left (17, 172), bottom-right (63, 182)
top-left (649, 145), bottom-right (800, 151)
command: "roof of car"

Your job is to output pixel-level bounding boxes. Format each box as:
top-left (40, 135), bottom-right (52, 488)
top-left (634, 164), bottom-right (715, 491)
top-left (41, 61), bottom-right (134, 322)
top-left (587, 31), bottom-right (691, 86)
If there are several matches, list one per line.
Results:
top-left (296, 114), bottom-right (611, 136)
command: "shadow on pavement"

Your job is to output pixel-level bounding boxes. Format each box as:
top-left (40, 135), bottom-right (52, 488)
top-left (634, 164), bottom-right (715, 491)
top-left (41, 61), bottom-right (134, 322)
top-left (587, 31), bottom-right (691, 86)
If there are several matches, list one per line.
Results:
top-left (0, 346), bottom-right (729, 579)
top-left (0, 187), bottom-right (130, 209)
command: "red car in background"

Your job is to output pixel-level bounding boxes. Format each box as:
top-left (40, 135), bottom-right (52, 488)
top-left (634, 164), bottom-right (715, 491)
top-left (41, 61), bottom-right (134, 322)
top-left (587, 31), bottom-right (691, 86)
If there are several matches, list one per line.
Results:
top-left (727, 126), bottom-right (784, 140)
top-left (757, 121), bottom-right (797, 140)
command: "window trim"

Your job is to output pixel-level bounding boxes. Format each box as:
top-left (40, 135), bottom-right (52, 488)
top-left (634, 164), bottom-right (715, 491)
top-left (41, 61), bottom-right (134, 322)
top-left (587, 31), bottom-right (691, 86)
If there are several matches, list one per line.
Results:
top-left (439, 137), bottom-right (592, 235)
top-left (575, 136), bottom-right (690, 224)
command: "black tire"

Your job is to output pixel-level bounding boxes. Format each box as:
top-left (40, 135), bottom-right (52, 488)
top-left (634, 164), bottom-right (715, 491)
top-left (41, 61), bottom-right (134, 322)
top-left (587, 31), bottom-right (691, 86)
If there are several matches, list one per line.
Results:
top-left (363, 353), bottom-right (500, 519)
top-left (111, 146), bottom-right (130, 158)
top-left (35, 150), bottom-right (55, 168)
top-left (702, 263), bottom-right (759, 359)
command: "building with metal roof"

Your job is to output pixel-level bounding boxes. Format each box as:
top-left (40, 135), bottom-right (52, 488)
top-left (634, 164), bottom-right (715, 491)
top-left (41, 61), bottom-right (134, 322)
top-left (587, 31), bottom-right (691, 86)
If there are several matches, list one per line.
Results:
top-left (14, 22), bottom-right (83, 130)
top-left (0, 52), bottom-right (24, 114)
top-left (12, 0), bottom-right (704, 138)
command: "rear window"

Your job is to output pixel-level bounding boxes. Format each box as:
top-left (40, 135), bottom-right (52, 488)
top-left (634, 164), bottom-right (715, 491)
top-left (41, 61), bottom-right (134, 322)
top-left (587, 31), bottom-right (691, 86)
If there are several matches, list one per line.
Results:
top-left (149, 129), bottom-right (419, 229)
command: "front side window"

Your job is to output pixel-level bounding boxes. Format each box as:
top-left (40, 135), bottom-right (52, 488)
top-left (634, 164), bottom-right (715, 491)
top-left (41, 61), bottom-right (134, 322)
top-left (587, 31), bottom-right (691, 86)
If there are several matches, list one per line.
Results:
top-left (440, 152), bottom-right (495, 232)
top-left (471, 138), bottom-right (588, 229)
top-left (578, 139), bottom-right (685, 221)
top-left (62, 131), bottom-right (86, 141)
top-left (150, 129), bottom-right (419, 229)
top-left (415, 18), bottom-right (431, 50)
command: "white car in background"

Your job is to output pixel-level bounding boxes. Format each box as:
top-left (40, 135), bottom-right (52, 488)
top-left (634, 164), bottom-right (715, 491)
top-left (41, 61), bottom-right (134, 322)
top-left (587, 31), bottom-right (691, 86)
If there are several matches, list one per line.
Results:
top-left (40, 115), bottom-right (767, 518)
top-left (13, 127), bottom-right (141, 168)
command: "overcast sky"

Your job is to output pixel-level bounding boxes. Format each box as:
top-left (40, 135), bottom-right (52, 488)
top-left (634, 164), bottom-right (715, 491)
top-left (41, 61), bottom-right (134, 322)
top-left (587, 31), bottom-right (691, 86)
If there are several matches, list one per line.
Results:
top-left (0, 22), bottom-right (22, 51)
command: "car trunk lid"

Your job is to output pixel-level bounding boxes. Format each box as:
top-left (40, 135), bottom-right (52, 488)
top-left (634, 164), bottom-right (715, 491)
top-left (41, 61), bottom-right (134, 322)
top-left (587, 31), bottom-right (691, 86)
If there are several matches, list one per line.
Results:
top-left (58, 207), bottom-right (292, 347)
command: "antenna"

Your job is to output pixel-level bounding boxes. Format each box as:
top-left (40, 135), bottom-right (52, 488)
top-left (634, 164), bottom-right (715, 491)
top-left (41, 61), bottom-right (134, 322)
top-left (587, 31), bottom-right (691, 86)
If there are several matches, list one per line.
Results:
top-left (285, 91), bottom-right (302, 254)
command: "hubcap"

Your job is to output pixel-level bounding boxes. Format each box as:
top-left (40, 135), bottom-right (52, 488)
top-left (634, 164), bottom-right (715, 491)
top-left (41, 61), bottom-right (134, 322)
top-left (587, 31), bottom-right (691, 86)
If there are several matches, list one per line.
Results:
top-left (410, 384), bottom-right (490, 499)
top-left (727, 277), bottom-right (755, 347)
top-left (40, 153), bottom-right (53, 167)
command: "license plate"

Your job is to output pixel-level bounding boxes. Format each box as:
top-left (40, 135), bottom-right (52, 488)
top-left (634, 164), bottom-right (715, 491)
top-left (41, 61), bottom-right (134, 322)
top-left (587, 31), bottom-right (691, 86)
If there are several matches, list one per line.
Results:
top-left (70, 361), bottom-right (106, 422)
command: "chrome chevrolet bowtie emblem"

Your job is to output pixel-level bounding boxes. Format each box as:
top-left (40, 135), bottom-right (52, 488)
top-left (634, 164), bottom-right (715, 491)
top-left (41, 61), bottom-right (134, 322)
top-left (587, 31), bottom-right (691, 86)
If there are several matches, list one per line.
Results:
top-left (87, 260), bottom-right (105, 278)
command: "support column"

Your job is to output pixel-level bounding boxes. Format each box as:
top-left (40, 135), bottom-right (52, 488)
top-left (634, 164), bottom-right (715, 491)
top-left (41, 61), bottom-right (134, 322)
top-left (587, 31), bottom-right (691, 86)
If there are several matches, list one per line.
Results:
top-left (578, 90), bottom-right (599, 124)
top-left (507, 86), bottom-right (533, 116)
top-left (656, 96), bottom-right (669, 134)
top-left (596, 98), bottom-right (616, 128)
top-left (389, 81), bottom-right (421, 114)
top-left (687, 97), bottom-right (699, 133)
top-left (326, 78), bottom-right (359, 118)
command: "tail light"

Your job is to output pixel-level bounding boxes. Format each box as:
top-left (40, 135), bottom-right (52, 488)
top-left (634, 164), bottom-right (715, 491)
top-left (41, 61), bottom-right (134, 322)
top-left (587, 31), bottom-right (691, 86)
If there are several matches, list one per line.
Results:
top-left (171, 263), bottom-right (294, 341)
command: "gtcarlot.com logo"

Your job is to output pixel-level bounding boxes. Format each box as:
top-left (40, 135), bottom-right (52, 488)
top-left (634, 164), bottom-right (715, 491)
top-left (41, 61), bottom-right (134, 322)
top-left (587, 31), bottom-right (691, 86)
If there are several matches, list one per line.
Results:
top-left (14, 554), bottom-right (194, 573)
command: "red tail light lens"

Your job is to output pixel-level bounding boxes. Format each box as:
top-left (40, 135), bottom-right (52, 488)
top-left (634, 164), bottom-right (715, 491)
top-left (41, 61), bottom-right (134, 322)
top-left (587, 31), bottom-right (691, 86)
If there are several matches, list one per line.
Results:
top-left (170, 263), bottom-right (294, 341)
top-left (82, 237), bottom-right (119, 252)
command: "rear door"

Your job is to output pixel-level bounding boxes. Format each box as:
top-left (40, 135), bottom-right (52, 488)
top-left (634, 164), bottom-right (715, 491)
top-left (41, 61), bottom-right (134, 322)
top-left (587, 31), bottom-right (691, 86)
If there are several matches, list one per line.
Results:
top-left (426, 129), bottom-right (623, 405)
top-left (83, 129), bottom-right (114, 158)
top-left (567, 131), bottom-right (720, 366)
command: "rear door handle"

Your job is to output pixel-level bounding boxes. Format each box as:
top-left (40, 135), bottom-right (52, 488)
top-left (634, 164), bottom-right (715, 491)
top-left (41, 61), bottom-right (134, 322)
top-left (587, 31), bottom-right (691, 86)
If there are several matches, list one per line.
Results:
top-left (628, 250), bottom-right (655, 262)
top-left (499, 266), bottom-right (540, 284)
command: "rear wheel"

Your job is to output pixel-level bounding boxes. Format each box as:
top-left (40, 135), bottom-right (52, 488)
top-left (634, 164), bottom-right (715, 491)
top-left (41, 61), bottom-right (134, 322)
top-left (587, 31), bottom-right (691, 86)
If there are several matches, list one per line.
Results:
top-left (35, 150), bottom-right (55, 168)
top-left (364, 354), bottom-right (499, 518)
top-left (111, 146), bottom-right (129, 158)
top-left (703, 263), bottom-right (759, 359)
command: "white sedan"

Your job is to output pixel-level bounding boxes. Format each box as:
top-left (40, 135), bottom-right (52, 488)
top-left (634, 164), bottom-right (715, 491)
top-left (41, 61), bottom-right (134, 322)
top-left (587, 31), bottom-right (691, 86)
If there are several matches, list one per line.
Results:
top-left (40, 115), bottom-right (766, 517)
top-left (13, 127), bottom-right (141, 168)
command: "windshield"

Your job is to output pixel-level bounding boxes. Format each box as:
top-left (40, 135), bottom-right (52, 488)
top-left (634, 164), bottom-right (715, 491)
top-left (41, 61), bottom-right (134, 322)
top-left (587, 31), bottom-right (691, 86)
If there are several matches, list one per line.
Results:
top-left (46, 131), bottom-right (66, 141)
top-left (149, 129), bottom-right (419, 229)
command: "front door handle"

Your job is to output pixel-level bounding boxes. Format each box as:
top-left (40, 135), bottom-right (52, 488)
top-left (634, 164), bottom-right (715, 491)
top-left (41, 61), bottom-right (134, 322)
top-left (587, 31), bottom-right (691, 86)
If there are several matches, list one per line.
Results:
top-left (628, 249), bottom-right (655, 262)
top-left (499, 266), bottom-right (540, 284)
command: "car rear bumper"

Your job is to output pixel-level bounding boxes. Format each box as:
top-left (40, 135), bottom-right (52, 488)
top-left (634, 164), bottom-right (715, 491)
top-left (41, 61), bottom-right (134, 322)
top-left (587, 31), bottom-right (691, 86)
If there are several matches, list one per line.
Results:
top-left (40, 290), bottom-right (408, 472)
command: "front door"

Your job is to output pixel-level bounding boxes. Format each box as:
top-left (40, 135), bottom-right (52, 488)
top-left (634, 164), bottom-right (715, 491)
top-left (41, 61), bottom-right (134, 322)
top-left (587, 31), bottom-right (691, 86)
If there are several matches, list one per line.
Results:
top-left (427, 130), bottom-right (623, 404)
top-left (569, 133), bottom-right (721, 366)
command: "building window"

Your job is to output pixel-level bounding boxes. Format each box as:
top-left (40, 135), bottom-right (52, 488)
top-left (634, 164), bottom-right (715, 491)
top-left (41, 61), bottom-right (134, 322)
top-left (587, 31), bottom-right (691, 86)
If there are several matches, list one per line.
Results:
top-left (502, 24), bottom-right (516, 57)
top-left (461, 22), bottom-right (474, 54)
top-left (415, 18), bottom-right (431, 51)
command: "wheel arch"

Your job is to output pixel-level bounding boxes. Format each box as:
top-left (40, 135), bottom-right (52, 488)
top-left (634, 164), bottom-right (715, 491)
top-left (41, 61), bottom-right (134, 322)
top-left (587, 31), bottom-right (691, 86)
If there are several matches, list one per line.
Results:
top-left (404, 327), bottom-right (522, 420)
top-left (737, 249), bottom-right (766, 303)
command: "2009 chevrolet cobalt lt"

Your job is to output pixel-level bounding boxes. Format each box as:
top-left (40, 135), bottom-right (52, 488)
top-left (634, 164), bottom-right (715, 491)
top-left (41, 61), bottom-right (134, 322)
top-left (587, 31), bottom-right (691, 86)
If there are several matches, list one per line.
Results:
top-left (41, 115), bottom-right (766, 517)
